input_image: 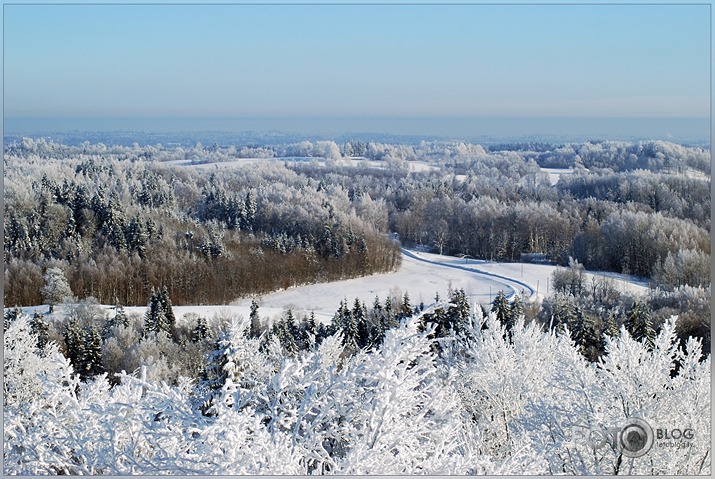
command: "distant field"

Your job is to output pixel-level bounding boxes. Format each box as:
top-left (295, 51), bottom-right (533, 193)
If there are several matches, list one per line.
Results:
top-left (21, 249), bottom-right (649, 328)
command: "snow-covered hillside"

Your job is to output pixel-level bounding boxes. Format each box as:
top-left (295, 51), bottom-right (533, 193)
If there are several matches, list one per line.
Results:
top-left (21, 249), bottom-right (649, 328)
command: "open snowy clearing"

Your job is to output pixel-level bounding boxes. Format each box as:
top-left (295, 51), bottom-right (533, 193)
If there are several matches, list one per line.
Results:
top-left (540, 167), bottom-right (577, 185)
top-left (22, 249), bottom-right (649, 328)
top-left (165, 156), bottom-right (437, 173)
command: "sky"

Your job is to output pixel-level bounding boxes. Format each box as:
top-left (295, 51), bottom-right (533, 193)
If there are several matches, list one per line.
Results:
top-left (2, 3), bottom-right (711, 139)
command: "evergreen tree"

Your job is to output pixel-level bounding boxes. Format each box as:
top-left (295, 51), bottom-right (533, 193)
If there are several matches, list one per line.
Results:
top-left (626, 300), bottom-right (655, 349)
top-left (332, 298), bottom-right (350, 331)
top-left (569, 306), bottom-right (586, 346)
top-left (29, 312), bottom-right (50, 351)
top-left (491, 291), bottom-right (512, 332)
top-left (113, 301), bottom-right (129, 328)
top-left (603, 312), bottom-right (620, 338)
top-left (79, 326), bottom-right (105, 379)
top-left (579, 315), bottom-right (604, 361)
top-left (342, 303), bottom-right (360, 352)
top-left (448, 288), bottom-right (472, 335)
top-left (509, 293), bottom-right (523, 326)
top-left (158, 286), bottom-right (176, 332)
top-left (243, 190), bottom-right (257, 231)
top-left (63, 318), bottom-right (82, 373)
top-left (276, 315), bottom-right (298, 356)
top-left (285, 309), bottom-right (298, 339)
top-left (192, 316), bottom-right (210, 343)
top-left (307, 311), bottom-right (317, 338)
top-left (144, 287), bottom-right (169, 338)
top-left (400, 292), bottom-right (413, 319)
top-left (550, 293), bottom-right (575, 335)
top-left (249, 299), bottom-right (261, 339)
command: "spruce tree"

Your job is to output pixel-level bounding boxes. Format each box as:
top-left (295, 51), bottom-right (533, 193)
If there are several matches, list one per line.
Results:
top-left (79, 326), bottom-right (105, 379)
top-left (29, 312), bottom-right (49, 351)
top-left (603, 312), bottom-right (620, 338)
top-left (569, 306), bottom-right (586, 346)
top-left (63, 318), bottom-right (82, 370)
top-left (249, 299), bottom-right (261, 339)
top-left (333, 299), bottom-right (350, 331)
top-left (143, 287), bottom-right (169, 338)
top-left (550, 293), bottom-right (575, 336)
top-left (509, 293), bottom-right (523, 326)
top-left (491, 291), bottom-right (512, 331)
top-left (342, 305), bottom-right (360, 352)
top-left (277, 315), bottom-right (298, 356)
top-left (627, 301), bottom-right (655, 349)
top-left (307, 311), bottom-right (317, 335)
top-left (449, 288), bottom-right (471, 334)
top-left (192, 316), bottom-right (209, 343)
top-left (578, 315), bottom-right (604, 361)
top-left (158, 286), bottom-right (176, 333)
top-left (113, 301), bottom-right (129, 328)
top-left (400, 292), bottom-right (413, 319)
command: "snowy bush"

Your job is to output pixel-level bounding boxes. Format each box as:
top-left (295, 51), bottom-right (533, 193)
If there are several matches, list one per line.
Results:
top-left (4, 311), bottom-right (710, 475)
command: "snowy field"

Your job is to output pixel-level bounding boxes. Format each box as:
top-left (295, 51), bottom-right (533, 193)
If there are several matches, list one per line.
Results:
top-left (22, 249), bottom-right (649, 328)
top-left (540, 167), bottom-right (577, 185)
top-left (165, 156), bottom-right (438, 173)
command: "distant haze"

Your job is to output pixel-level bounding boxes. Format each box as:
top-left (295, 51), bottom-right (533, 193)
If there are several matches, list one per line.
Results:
top-left (4, 116), bottom-right (710, 145)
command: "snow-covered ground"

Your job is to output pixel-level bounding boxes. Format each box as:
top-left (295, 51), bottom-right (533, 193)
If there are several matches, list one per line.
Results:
top-left (164, 156), bottom-right (438, 173)
top-left (540, 167), bottom-right (576, 185)
top-left (22, 249), bottom-right (649, 327)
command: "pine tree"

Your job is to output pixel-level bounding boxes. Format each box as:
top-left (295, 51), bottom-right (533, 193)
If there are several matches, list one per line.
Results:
top-left (63, 318), bottom-right (82, 373)
top-left (249, 299), bottom-right (261, 339)
top-left (509, 293), bottom-right (523, 326)
top-left (277, 315), bottom-right (298, 356)
top-left (626, 300), bottom-right (655, 349)
top-left (79, 326), bottom-right (105, 379)
top-left (305, 311), bottom-right (316, 336)
top-left (603, 312), bottom-right (620, 338)
top-left (400, 292), bottom-right (413, 319)
top-left (491, 291), bottom-right (512, 332)
top-left (192, 316), bottom-right (210, 343)
top-left (158, 286), bottom-right (176, 332)
top-left (30, 312), bottom-right (50, 350)
top-left (342, 302), bottom-right (360, 352)
top-left (550, 293), bottom-right (575, 336)
top-left (449, 288), bottom-right (471, 334)
top-left (143, 287), bottom-right (168, 338)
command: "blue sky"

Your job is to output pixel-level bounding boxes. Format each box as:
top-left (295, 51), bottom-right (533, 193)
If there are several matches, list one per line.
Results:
top-left (2, 3), bottom-right (711, 136)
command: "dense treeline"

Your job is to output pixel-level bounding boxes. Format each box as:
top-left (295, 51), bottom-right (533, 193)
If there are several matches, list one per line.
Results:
top-left (293, 161), bottom-right (709, 287)
top-left (4, 137), bottom-right (710, 309)
top-left (4, 143), bottom-right (400, 306)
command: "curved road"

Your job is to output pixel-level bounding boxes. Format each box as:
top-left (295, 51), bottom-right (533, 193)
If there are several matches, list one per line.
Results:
top-left (400, 248), bottom-right (536, 302)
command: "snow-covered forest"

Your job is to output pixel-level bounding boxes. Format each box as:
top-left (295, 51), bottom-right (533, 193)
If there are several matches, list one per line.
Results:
top-left (3, 136), bottom-right (711, 474)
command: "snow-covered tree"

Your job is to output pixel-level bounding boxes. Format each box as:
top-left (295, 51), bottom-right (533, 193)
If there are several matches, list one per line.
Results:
top-left (40, 267), bottom-right (73, 312)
